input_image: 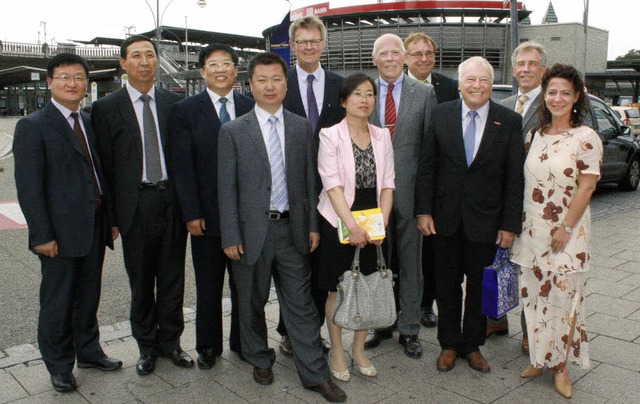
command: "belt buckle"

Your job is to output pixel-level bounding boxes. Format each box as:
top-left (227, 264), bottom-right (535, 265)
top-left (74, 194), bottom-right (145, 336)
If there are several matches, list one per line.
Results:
top-left (268, 211), bottom-right (281, 220)
top-left (157, 182), bottom-right (167, 190)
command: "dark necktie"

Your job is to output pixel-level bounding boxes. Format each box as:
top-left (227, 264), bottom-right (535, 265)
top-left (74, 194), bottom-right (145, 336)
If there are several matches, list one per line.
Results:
top-left (71, 112), bottom-right (101, 208)
top-left (139, 95), bottom-right (162, 184)
top-left (306, 74), bottom-right (320, 134)
top-left (464, 110), bottom-right (478, 166)
top-left (219, 97), bottom-right (231, 124)
top-left (384, 83), bottom-right (396, 138)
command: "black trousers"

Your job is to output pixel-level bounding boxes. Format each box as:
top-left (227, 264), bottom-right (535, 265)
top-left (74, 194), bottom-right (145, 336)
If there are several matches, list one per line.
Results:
top-left (38, 206), bottom-right (107, 374)
top-left (191, 234), bottom-right (240, 355)
top-left (433, 227), bottom-right (496, 355)
top-left (121, 186), bottom-right (187, 355)
top-left (421, 236), bottom-right (436, 309)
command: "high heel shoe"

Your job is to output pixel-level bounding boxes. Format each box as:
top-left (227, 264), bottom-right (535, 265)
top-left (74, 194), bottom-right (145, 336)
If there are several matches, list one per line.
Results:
top-left (554, 370), bottom-right (572, 399)
top-left (351, 350), bottom-right (377, 377)
top-left (328, 350), bottom-right (350, 382)
top-left (520, 364), bottom-right (542, 378)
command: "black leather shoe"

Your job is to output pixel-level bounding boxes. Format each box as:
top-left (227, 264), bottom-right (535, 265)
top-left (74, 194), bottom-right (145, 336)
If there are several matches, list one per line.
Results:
top-left (377, 326), bottom-right (394, 339)
top-left (420, 307), bottom-right (437, 328)
top-left (197, 348), bottom-right (216, 370)
top-left (307, 380), bottom-right (347, 402)
top-left (399, 334), bottom-right (423, 358)
top-left (136, 354), bottom-right (157, 376)
top-left (253, 366), bottom-right (273, 385)
top-left (279, 335), bottom-right (293, 355)
top-left (77, 356), bottom-right (123, 371)
top-left (50, 372), bottom-right (77, 393)
top-left (364, 329), bottom-right (380, 349)
top-left (165, 349), bottom-right (194, 368)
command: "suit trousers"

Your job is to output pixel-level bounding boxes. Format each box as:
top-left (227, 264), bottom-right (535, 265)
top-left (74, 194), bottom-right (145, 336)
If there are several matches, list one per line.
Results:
top-left (191, 235), bottom-right (240, 355)
top-left (121, 186), bottom-right (187, 355)
top-left (233, 219), bottom-right (330, 387)
top-left (38, 206), bottom-right (107, 374)
top-left (393, 214), bottom-right (424, 335)
top-left (421, 236), bottom-right (436, 309)
top-left (433, 226), bottom-right (496, 355)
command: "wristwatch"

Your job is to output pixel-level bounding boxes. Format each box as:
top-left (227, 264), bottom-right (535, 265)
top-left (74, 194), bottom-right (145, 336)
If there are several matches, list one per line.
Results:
top-left (562, 220), bottom-right (573, 234)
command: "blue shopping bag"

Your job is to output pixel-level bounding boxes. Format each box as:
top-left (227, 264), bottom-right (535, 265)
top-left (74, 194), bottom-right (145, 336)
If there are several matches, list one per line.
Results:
top-left (481, 247), bottom-right (519, 319)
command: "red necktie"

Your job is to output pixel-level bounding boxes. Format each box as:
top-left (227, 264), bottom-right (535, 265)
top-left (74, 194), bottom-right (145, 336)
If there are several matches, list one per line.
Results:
top-left (384, 83), bottom-right (396, 138)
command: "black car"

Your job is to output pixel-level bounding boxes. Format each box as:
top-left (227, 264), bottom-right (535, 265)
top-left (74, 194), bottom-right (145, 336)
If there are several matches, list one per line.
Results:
top-left (491, 86), bottom-right (640, 191)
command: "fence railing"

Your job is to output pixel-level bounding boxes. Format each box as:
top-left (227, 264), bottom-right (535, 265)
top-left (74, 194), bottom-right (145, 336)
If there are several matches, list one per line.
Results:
top-left (0, 41), bottom-right (121, 59)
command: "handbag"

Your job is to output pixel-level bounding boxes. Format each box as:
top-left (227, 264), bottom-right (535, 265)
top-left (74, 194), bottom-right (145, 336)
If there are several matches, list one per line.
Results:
top-left (333, 245), bottom-right (397, 331)
top-left (481, 247), bottom-right (519, 319)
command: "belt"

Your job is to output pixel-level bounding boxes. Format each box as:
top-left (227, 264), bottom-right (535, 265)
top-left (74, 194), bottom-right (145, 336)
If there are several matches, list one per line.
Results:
top-left (268, 211), bottom-right (289, 220)
top-left (139, 181), bottom-right (169, 190)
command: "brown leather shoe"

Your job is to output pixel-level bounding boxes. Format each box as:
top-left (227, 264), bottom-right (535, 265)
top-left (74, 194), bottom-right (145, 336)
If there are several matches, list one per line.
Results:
top-left (307, 380), bottom-right (347, 402)
top-left (521, 335), bottom-right (530, 354)
top-left (253, 367), bottom-right (273, 385)
top-left (486, 323), bottom-right (509, 337)
top-left (466, 351), bottom-right (491, 372)
top-left (436, 349), bottom-right (458, 372)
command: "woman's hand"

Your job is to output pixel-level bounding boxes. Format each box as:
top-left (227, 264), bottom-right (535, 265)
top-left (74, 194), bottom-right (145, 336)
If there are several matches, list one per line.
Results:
top-left (551, 227), bottom-right (570, 253)
top-left (347, 224), bottom-right (370, 248)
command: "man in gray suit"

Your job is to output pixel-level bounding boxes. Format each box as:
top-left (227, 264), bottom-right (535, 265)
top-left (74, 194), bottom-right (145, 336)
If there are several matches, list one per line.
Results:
top-left (367, 33), bottom-right (436, 358)
top-left (217, 52), bottom-right (346, 402)
top-left (486, 41), bottom-right (547, 352)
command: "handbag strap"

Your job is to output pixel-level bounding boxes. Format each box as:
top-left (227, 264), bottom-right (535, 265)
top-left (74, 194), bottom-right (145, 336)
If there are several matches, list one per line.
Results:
top-left (492, 247), bottom-right (511, 269)
top-left (351, 247), bottom-right (361, 273)
top-left (376, 244), bottom-right (387, 270)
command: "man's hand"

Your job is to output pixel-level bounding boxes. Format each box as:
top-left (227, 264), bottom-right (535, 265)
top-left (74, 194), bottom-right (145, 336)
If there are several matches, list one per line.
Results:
top-left (310, 232), bottom-right (320, 252)
top-left (112, 226), bottom-right (120, 242)
top-left (417, 215), bottom-right (436, 236)
top-left (35, 240), bottom-right (58, 257)
top-left (186, 218), bottom-right (206, 237)
top-left (496, 230), bottom-right (515, 249)
top-left (224, 244), bottom-right (244, 261)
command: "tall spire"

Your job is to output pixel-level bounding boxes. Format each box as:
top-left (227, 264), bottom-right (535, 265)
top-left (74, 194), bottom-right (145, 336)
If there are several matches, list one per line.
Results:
top-left (542, 1), bottom-right (558, 24)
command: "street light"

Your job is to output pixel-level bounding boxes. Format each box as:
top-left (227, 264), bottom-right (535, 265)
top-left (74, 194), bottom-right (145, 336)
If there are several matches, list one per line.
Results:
top-left (40, 21), bottom-right (47, 44)
top-left (143, 0), bottom-right (207, 50)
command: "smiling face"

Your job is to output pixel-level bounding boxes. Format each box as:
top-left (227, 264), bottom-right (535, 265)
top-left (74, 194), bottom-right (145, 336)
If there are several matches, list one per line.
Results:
top-left (404, 38), bottom-right (436, 81)
top-left (290, 26), bottom-right (324, 73)
top-left (120, 40), bottom-right (157, 93)
top-left (47, 63), bottom-right (87, 111)
top-left (343, 80), bottom-right (376, 121)
top-left (512, 48), bottom-right (545, 93)
top-left (373, 35), bottom-right (405, 84)
top-left (249, 63), bottom-right (287, 115)
top-left (459, 61), bottom-right (492, 110)
top-left (544, 77), bottom-right (580, 123)
top-left (200, 50), bottom-right (238, 96)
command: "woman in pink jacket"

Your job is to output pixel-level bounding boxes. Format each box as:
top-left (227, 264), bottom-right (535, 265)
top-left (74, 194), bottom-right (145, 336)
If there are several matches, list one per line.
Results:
top-left (316, 73), bottom-right (395, 382)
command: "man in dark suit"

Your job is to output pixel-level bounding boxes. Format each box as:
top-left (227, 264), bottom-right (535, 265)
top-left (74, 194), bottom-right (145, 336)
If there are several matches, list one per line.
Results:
top-left (14, 53), bottom-right (122, 393)
top-left (218, 52), bottom-right (346, 402)
top-left (168, 43), bottom-right (254, 369)
top-left (487, 41), bottom-right (547, 350)
top-left (404, 32), bottom-right (459, 330)
top-left (92, 35), bottom-right (191, 376)
top-left (415, 56), bottom-right (524, 373)
top-left (277, 14), bottom-right (344, 355)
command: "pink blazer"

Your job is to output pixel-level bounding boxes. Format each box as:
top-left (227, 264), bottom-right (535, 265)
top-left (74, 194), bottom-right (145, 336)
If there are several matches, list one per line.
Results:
top-left (317, 119), bottom-right (395, 227)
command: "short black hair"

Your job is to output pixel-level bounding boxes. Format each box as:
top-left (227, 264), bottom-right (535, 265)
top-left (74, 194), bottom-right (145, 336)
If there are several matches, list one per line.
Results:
top-left (338, 73), bottom-right (377, 104)
top-left (47, 53), bottom-right (89, 78)
top-left (120, 35), bottom-right (157, 59)
top-left (199, 43), bottom-right (239, 68)
top-left (248, 52), bottom-right (288, 81)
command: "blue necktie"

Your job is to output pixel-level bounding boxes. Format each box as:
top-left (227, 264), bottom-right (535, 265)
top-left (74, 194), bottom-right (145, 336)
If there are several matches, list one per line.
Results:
top-left (464, 110), bottom-right (478, 166)
top-left (268, 116), bottom-right (288, 212)
top-left (306, 74), bottom-right (319, 134)
top-left (219, 97), bottom-right (231, 124)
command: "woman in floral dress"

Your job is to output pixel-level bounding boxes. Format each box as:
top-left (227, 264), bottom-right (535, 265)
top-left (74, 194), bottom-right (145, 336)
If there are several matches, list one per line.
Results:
top-left (510, 64), bottom-right (603, 399)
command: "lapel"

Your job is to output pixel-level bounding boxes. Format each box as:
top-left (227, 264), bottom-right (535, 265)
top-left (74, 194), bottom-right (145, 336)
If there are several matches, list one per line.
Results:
top-left (320, 68), bottom-right (338, 118)
top-left (523, 92), bottom-right (542, 131)
top-left (44, 103), bottom-right (85, 158)
top-left (473, 101), bottom-right (501, 165)
top-left (244, 110), bottom-right (271, 173)
top-left (282, 110), bottom-right (299, 175)
top-left (155, 88), bottom-right (173, 150)
top-left (233, 92), bottom-right (254, 117)
top-left (370, 79), bottom-right (382, 127)
top-left (115, 87), bottom-right (143, 157)
top-left (287, 67), bottom-right (305, 116)
top-left (198, 90), bottom-right (220, 129)
top-left (395, 75), bottom-right (417, 140)
top-left (448, 100), bottom-right (467, 165)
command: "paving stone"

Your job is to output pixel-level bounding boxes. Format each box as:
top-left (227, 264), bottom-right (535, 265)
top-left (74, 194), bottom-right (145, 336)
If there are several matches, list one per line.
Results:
top-left (211, 362), bottom-right (300, 403)
top-left (585, 265), bottom-right (632, 282)
top-left (11, 390), bottom-right (89, 403)
top-left (0, 372), bottom-right (28, 403)
top-left (585, 293), bottom-right (640, 317)
top-left (590, 335), bottom-right (640, 372)
top-left (615, 260), bottom-right (640, 274)
top-left (574, 363), bottom-right (640, 403)
top-left (142, 378), bottom-right (247, 404)
top-left (76, 367), bottom-right (171, 403)
top-left (585, 277), bottom-right (637, 298)
top-left (9, 363), bottom-right (53, 396)
top-left (612, 250), bottom-right (640, 263)
top-left (586, 312), bottom-right (640, 341)
top-left (590, 254), bottom-right (627, 269)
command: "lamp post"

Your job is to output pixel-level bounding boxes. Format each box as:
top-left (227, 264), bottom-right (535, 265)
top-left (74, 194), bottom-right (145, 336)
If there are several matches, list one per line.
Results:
top-left (143, 0), bottom-right (207, 55)
top-left (40, 21), bottom-right (47, 44)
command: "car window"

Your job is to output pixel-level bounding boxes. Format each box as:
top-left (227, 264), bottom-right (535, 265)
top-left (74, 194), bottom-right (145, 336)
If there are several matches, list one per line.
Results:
top-left (591, 99), bottom-right (618, 137)
top-left (626, 108), bottom-right (640, 118)
top-left (613, 110), bottom-right (623, 119)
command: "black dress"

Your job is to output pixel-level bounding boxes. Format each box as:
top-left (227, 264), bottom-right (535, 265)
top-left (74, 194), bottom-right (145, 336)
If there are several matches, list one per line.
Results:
top-left (317, 141), bottom-right (380, 292)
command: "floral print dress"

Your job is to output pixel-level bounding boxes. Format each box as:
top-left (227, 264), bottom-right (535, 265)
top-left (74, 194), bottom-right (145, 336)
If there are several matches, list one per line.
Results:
top-left (511, 125), bottom-right (603, 370)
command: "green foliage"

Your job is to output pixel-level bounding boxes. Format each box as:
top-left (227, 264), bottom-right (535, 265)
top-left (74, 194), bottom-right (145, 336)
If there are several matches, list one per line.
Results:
top-left (616, 49), bottom-right (640, 60)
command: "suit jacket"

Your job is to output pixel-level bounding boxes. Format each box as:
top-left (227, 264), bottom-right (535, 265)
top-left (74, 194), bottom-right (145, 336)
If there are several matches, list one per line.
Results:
top-left (370, 74), bottom-right (436, 221)
top-left (283, 65), bottom-right (344, 138)
top-left (168, 90), bottom-right (255, 237)
top-left (13, 102), bottom-right (111, 256)
top-left (500, 91), bottom-right (542, 138)
top-left (218, 109), bottom-right (318, 266)
top-left (431, 71), bottom-right (459, 104)
top-left (316, 119), bottom-right (395, 226)
top-left (92, 85), bottom-right (182, 235)
top-left (414, 100), bottom-right (525, 243)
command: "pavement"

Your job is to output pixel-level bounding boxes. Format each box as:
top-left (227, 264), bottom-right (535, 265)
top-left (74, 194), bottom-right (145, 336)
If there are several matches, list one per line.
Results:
top-left (2, 116), bottom-right (640, 403)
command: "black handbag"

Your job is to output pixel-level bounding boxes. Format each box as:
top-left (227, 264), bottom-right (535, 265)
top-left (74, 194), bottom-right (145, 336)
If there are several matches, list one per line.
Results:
top-left (333, 245), bottom-right (396, 331)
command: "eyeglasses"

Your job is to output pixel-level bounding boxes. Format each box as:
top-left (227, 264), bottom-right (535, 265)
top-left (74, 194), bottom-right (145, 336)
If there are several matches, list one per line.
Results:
top-left (351, 90), bottom-right (375, 100)
top-left (205, 61), bottom-right (234, 71)
top-left (294, 39), bottom-right (323, 47)
top-left (407, 51), bottom-right (435, 58)
top-left (376, 50), bottom-right (403, 59)
top-left (515, 61), bottom-right (541, 68)
top-left (51, 75), bottom-right (87, 83)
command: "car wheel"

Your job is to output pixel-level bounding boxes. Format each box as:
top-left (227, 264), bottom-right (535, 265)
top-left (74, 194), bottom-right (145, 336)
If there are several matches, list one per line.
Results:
top-left (619, 157), bottom-right (640, 191)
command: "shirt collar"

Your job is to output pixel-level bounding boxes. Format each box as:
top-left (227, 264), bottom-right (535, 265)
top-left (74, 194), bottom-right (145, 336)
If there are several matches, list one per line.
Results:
top-left (254, 104), bottom-right (284, 126)
top-left (296, 64), bottom-right (324, 81)
top-left (50, 98), bottom-right (80, 118)
top-left (207, 88), bottom-right (234, 104)
top-left (380, 74), bottom-right (404, 89)
top-left (461, 99), bottom-right (490, 120)
top-left (518, 85), bottom-right (541, 101)
top-left (407, 70), bottom-right (432, 84)
top-left (126, 84), bottom-right (156, 103)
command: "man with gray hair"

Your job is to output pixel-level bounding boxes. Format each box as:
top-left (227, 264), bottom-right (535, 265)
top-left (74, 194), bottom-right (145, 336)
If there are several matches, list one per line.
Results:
top-left (486, 41), bottom-right (547, 353)
top-left (415, 56), bottom-right (524, 373)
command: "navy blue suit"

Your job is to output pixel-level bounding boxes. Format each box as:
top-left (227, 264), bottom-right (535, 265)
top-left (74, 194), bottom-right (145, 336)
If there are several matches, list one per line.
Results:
top-left (168, 90), bottom-right (254, 356)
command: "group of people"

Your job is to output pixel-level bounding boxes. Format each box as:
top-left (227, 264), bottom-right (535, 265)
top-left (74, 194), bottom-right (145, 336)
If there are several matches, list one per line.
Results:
top-left (13, 13), bottom-right (602, 401)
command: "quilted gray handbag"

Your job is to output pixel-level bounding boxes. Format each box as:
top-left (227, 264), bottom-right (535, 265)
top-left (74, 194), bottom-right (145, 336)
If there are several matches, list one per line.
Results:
top-left (333, 245), bottom-right (396, 331)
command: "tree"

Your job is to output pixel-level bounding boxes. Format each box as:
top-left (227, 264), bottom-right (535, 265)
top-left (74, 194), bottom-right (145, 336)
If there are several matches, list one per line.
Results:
top-left (616, 49), bottom-right (640, 60)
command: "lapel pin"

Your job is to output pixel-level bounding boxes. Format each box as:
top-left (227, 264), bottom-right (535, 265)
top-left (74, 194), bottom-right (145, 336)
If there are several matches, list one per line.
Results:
top-left (494, 121), bottom-right (502, 126)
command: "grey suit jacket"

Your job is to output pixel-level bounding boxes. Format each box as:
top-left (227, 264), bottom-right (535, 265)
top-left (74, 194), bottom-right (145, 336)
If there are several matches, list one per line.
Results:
top-left (370, 75), bottom-right (436, 220)
top-left (500, 91), bottom-right (542, 138)
top-left (218, 108), bottom-right (318, 266)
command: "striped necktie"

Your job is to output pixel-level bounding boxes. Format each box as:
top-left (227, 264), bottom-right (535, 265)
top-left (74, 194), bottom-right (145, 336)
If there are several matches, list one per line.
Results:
top-left (515, 94), bottom-right (529, 115)
top-left (268, 116), bottom-right (288, 212)
top-left (219, 97), bottom-right (231, 124)
top-left (384, 83), bottom-right (396, 137)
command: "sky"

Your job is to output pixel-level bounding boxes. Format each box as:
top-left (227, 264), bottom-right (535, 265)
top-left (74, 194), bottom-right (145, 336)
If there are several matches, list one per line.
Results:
top-left (0, 0), bottom-right (635, 59)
